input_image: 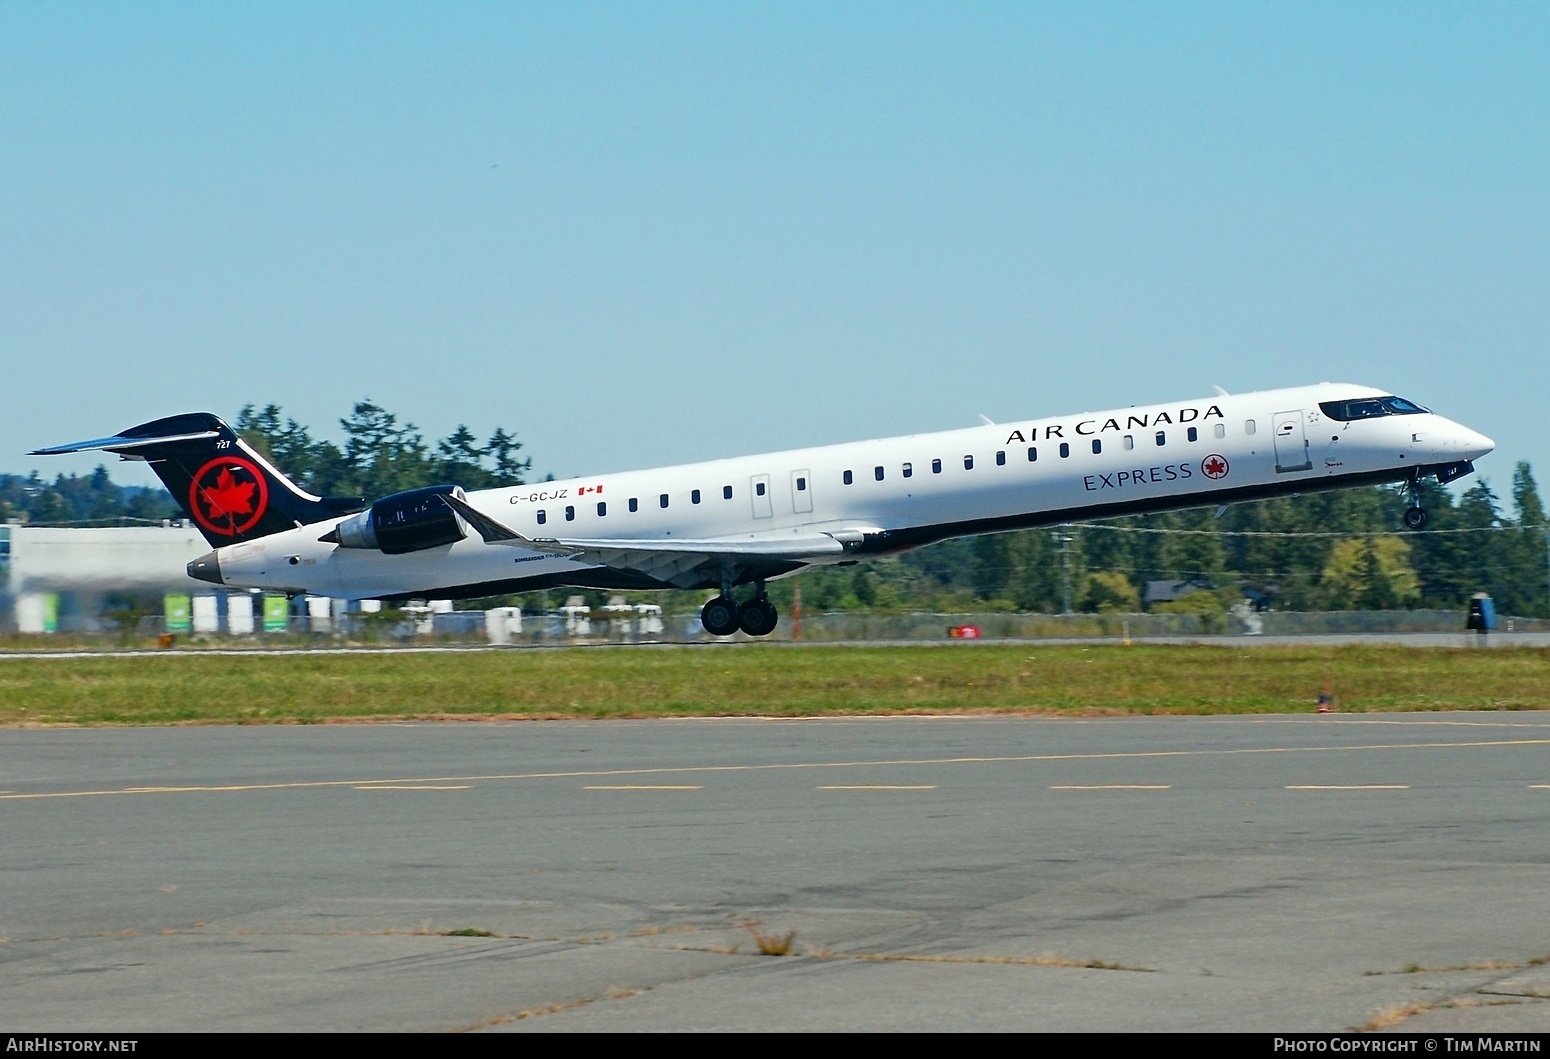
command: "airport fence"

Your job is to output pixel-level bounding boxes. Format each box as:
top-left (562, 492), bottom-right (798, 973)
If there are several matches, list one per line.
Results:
top-left (772, 609), bottom-right (1550, 642)
top-left (6, 607), bottom-right (1548, 650)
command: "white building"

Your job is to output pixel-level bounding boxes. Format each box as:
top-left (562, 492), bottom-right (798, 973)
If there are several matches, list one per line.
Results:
top-left (1, 522), bottom-right (214, 633)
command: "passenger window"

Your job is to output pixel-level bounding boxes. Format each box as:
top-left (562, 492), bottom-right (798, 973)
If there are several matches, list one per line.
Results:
top-left (659, 494), bottom-right (669, 508)
top-left (844, 470), bottom-right (854, 485)
top-left (932, 459), bottom-right (942, 474)
top-left (537, 510), bottom-right (547, 526)
top-left (692, 489), bottom-right (701, 504)
top-left (1245, 420), bottom-right (1257, 435)
top-left (1214, 423), bottom-right (1226, 439)
top-left (796, 477), bottom-right (807, 491)
top-left (1027, 446), bottom-right (1037, 462)
top-left (1059, 442), bottom-right (1070, 458)
top-left (1155, 431), bottom-right (1166, 446)
top-left (1187, 426), bottom-right (1199, 442)
top-left (756, 482), bottom-right (766, 496)
top-left (874, 466), bottom-right (884, 481)
top-left (723, 485), bottom-right (732, 500)
top-left (565, 505), bottom-right (575, 521)
top-left (996, 450), bottom-right (1006, 466)
top-left (964, 455), bottom-right (974, 470)
top-left (902, 463), bottom-right (912, 478)
top-left (1091, 439), bottom-right (1102, 454)
top-left (597, 502), bottom-right (606, 517)
top-left (1123, 435), bottom-right (1134, 451)
top-left (629, 498), bottom-right (638, 513)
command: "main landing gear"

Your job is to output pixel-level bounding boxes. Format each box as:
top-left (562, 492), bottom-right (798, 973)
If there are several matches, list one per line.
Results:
top-left (700, 582), bottom-right (779, 638)
top-left (1403, 472), bottom-right (1429, 531)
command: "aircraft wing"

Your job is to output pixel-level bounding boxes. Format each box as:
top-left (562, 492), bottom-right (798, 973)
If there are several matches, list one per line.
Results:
top-left (440, 492), bottom-right (857, 587)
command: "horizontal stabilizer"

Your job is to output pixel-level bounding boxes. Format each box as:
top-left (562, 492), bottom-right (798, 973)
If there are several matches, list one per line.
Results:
top-left (29, 429), bottom-right (220, 456)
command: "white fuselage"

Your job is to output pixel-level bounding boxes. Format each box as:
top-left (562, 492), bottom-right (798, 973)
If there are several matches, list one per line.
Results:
top-left (214, 383), bottom-right (1493, 599)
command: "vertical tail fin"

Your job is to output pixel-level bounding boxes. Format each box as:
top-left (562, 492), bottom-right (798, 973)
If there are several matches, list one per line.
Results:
top-left (30, 412), bottom-right (364, 547)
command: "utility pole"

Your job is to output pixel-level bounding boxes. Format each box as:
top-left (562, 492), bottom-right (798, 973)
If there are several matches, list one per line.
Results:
top-left (1054, 524), bottom-right (1074, 615)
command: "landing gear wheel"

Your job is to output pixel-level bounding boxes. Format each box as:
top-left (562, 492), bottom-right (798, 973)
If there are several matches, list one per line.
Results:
top-left (1403, 507), bottom-right (1429, 531)
top-left (701, 596), bottom-right (742, 637)
top-left (738, 597), bottom-right (779, 637)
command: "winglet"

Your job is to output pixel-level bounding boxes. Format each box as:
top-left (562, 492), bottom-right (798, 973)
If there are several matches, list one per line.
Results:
top-left (438, 492), bottom-right (528, 544)
top-left (1212, 385), bottom-right (1230, 397)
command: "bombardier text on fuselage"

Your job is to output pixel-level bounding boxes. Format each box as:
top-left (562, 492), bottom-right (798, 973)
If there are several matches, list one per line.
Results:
top-left (32, 383), bottom-right (1493, 637)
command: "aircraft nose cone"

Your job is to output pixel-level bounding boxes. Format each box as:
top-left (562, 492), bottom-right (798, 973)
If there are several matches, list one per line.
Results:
top-left (187, 551), bottom-right (224, 585)
top-left (1461, 429), bottom-right (1495, 460)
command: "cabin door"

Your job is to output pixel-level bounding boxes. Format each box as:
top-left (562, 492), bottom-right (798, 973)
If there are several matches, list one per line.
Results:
top-left (791, 469), bottom-right (813, 514)
top-left (751, 474), bottom-right (774, 518)
top-left (1272, 410), bottom-right (1312, 473)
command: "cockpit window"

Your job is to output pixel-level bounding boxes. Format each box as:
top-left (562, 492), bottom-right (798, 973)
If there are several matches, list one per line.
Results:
top-left (1318, 396), bottom-right (1429, 422)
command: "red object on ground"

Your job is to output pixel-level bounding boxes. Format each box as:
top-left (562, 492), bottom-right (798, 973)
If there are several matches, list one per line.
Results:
top-left (948, 625), bottom-right (981, 639)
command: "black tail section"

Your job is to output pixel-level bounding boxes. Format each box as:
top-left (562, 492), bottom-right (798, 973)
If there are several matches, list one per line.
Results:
top-left (31, 412), bottom-right (365, 547)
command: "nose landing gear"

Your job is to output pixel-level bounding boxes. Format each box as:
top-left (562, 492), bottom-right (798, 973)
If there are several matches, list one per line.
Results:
top-left (1403, 472), bottom-right (1429, 530)
top-left (699, 581), bottom-right (779, 638)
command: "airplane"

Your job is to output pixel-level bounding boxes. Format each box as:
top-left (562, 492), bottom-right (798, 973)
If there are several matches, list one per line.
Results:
top-left (32, 382), bottom-right (1493, 637)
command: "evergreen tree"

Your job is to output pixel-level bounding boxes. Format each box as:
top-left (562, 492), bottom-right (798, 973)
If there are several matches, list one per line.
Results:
top-left (485, 427), bottom-right (532, 487)
top-left (1159, 510), bottom-right (1226, 584)
top-left (971, 533), bottom-right (1013, 602)
top-left (1509, 463), bottom-right (1548, 617)
top-left (1356, 540), bottom-right (1398, 610)
top-left (1512, 462), bottom-right (1545, 528)
top-left (30, 490), bottom-right (69, 524)
top-left (434, 425), bottom-right (489, 488)
top-left (1006, 529), bottom-right (1065, 612)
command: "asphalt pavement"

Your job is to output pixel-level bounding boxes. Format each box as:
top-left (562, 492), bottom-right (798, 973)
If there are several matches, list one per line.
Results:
top-left (3, 713), bottom-right (1550, 1031)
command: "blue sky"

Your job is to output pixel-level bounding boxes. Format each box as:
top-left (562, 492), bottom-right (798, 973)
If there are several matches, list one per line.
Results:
top-left (3, 3), bottom-right (1546, 509)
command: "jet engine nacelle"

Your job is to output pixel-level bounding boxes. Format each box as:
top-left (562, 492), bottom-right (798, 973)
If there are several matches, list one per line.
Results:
top-left (328, 484), bottom-right (469, 555)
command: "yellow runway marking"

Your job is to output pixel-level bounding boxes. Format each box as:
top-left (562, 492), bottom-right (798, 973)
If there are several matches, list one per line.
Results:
top-left (1286, 784), bottom-right (1410, 790)
top-left (1, 737), bottom-right (1543, 801)
top-left (353, 785), bottom-right (471, 791)
top-left (816, 785), bottom-right (936, 790)
top-left (583, 785), bottom-right (703, 790)
top-left (1050, 785), bottom-right (1170, 790)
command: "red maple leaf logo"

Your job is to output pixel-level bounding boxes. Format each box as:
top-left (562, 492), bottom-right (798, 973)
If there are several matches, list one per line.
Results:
top-left (198, 467), bottom-right (256, 521)
top-left (187, 456), bottom-right (269, 537)
top-left (1202, 455), bottom-right (1229, 479)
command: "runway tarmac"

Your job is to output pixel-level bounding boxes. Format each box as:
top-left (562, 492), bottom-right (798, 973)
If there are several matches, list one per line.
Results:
top-left (3, 713), bottom-right (1550, 1031)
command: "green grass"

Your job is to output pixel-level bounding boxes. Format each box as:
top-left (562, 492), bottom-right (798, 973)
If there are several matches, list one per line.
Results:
top-left (0, 643), bottom-right (1547, 726)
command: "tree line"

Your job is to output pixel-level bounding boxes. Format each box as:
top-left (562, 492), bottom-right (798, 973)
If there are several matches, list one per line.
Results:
top-left (773, 463), bottom-right (1549, 618)
top-left (0, 466), bottom-right (179, 525)
top-left (234, 401), bottom-right (532, 498)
